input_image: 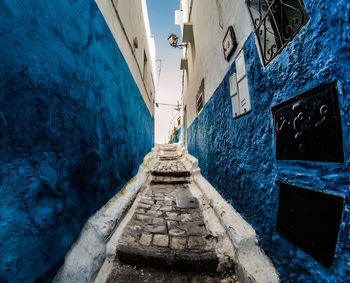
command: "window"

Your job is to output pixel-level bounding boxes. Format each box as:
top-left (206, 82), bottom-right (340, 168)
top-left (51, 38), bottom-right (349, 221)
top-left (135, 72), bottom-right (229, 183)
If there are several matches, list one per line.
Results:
top-left (143, 51), bottom-right (148, 81)
top-left (196, 79), bottom-right (205, 114)
top-left (230, 49), bottom-right (252, 118)
top-left (246, 0), bottom-right (309, 66)
top-left (143, 51), bottom-right (151, 101)
top-left (277, 182), bottom-right (344, 267)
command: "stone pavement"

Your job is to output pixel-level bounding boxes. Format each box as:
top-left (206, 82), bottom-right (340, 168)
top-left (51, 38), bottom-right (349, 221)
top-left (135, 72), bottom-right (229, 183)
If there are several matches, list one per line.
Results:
top-left (55, 144), bottom-right (278, 283)
top-left (107, 145), bottom-right (238, 282)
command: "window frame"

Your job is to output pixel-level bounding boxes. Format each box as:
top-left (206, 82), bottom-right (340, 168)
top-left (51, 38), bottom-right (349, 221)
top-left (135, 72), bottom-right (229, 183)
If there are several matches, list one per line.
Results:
top-left (196, 79), bottom-right (205, 114)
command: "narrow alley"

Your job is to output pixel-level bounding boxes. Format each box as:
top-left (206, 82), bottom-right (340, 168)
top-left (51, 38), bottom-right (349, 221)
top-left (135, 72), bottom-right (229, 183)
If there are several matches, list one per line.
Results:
top-left (103, 144), bottom-right (236, 282)
top-left (55, 144), bottom-right (277, 282)
top-left (0, 0), bottom-right (349, 282)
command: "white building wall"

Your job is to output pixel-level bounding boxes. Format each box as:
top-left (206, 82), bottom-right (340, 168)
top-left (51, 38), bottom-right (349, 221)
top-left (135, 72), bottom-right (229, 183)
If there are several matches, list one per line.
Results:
top-left (95, 0), bottom-right (156, 116)
top-left (178, 0), bottom-right (253, 126)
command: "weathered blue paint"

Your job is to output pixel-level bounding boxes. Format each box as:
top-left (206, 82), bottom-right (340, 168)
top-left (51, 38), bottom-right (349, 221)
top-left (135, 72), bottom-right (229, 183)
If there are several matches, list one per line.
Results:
top-left (0, 0), bottom-right (154, 282)
top-left (188, 0), bottom-right (349, 281)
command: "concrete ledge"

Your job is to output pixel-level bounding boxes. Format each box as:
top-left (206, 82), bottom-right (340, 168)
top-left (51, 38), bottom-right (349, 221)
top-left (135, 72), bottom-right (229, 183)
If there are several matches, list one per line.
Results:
top-left (183, 151), bottom-right (279, 283)
top-left (194, 173), bottom-right (256, 249)
top-left (236, 245), bottom-right (279, 283)
top-left (53, 152), bottom-right (155, 283)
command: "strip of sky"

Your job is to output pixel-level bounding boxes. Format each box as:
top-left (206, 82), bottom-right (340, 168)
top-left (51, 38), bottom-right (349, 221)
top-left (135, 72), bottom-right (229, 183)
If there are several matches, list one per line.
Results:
top-left (146, 0), bottom-right (183, 143)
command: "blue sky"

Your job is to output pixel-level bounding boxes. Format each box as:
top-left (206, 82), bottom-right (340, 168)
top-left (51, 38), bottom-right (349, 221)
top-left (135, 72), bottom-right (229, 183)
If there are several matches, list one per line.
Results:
top-left (146, 0), bottom-right (183, 143)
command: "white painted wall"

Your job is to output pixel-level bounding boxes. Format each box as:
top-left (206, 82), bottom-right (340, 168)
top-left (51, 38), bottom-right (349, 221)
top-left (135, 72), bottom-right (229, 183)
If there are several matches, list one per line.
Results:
top-left (177, 0), bottom-right (253, 127)
top-left (95, 0), bottom-right (156, 116)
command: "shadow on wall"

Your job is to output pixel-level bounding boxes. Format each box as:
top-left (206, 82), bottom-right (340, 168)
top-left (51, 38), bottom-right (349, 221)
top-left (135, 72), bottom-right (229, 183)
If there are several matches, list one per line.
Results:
top-left (0, 0), bottom-right (153, 282)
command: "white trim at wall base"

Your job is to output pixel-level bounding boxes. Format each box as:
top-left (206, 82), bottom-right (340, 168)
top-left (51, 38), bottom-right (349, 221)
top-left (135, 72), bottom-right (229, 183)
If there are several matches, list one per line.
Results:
top-left (183, 152), bottom-right (280, 283)
top-left (53, 152), bottom-right (156, 283)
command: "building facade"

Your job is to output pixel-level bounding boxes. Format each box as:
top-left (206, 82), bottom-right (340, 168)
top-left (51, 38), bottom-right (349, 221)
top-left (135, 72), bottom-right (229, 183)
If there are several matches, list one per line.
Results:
top-left (177, 0), bottom-right (349, 281)
top-left (0, 0), bottom-right (155, 281)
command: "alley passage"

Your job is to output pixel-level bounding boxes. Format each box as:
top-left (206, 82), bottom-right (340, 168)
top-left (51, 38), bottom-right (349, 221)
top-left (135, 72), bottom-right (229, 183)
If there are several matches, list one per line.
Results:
top-left (56, 144), bottom-right (277, 283)
top-left (106, 145), bottom-right (237, 282)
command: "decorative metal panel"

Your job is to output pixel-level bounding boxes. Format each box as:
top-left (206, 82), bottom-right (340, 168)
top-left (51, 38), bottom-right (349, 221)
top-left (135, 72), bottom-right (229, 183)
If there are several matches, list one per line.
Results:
top-left (246, 0), bottom-right (309, 65)
top-left (271, 83), bottom-right (344, 162)
top-left (277, 183), bottom-right (344, 267)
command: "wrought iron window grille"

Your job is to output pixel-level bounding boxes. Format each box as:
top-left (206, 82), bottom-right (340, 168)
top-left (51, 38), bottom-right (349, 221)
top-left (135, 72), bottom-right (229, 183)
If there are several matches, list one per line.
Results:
top-left (196, 92), bottom-right (204, 114)
top-left (196, 79), bottom-right (205, 114)
top-left (246, 0), bottom-right (309, 66)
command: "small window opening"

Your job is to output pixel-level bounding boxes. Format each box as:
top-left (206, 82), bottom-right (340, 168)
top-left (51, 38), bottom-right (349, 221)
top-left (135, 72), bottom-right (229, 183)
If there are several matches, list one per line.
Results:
top-left (196, 79), bottom-right (205, 114)
top-left (143, 51), bottom-right (148, 80)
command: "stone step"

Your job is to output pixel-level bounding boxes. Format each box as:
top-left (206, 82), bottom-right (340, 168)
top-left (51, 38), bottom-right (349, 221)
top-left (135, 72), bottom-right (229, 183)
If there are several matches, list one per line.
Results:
top-left (106, 262), bottom-right (237, 283)
top-left (151, 160), bottom-right (188, 177)
top-left (116, 244), bottom-right (218, 273)
top-left (150, 176), bottom-right (191, 184)
top-left (115, 184), bottom-right (219, 274)
top-left (159, 155), bottom-right (181, 161)
top-left (151, 170), bottom-right (191, 177)
top-left (162, 148), bottom-right (178, 151)
top-left (157, 145), bottom-right (179, 152)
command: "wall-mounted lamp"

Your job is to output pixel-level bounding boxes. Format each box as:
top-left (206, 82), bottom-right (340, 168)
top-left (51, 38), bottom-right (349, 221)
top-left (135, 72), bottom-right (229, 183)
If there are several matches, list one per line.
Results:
top-left (168, 34), bottom-right (187, 49)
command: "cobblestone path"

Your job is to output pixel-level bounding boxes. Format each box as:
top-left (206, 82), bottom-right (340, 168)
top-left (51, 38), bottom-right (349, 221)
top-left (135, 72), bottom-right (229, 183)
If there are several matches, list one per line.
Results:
top-left (106, 145), bottom-right (237, 283)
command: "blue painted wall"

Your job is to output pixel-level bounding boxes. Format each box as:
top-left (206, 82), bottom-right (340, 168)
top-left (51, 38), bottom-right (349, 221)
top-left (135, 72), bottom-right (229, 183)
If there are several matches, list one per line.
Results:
top-left (177, 127), bottom-right (182, 143)
top-left (188, 0), bottom-right (349, 281)
top-left (0, 0), bottom-right (154, 282)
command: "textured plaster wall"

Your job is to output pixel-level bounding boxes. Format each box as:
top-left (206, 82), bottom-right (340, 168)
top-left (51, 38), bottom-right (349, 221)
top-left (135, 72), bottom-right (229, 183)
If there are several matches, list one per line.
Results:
top-left (0, 0), bottom-right (153, 282)
top-left (95, 0), bottom-right (156, 114)
top-left (179, 0), bottom-right (252, 127)
top-left (187, 0), bottom-right (350, 281)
